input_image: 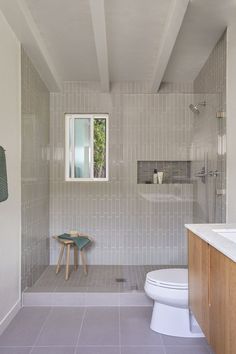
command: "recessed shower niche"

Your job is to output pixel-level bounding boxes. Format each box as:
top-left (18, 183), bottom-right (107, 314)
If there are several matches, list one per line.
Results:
top-left (137, 161), bottom-right (191, 184)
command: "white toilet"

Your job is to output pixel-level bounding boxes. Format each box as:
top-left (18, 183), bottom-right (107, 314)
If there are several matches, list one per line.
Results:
top-left (144, 268), bottom-right (204, 338)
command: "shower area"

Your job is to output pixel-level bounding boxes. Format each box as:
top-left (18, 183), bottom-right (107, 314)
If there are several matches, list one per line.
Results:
top-left (190, 30), bottom-right (226, 225)
top-left (21, 33), bottom-right (226, 302)
top-left (190, 95), bottom-right (226, 224)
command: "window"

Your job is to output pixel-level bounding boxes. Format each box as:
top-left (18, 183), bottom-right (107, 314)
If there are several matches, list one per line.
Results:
top-left (65, 114), bottom-right (108, 181)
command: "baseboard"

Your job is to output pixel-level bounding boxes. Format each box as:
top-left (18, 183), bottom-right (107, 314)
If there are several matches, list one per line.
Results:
top-left (0, 299), bottom-right (21, 335)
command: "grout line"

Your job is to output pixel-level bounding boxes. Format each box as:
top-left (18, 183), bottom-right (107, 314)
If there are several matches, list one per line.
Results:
top-left (162, 342), bottom-right (167, 354)
top-left (118, 305), bottom-right (121, 354)
top-left (0, 345), bottom-right (32, 349)
top-left (29, 307), bottom-right (53, 354)
top-left (78, 345), bottom-right (166, 347)
top-left (37, 345), bottom-right (120, 347)
top-left (74, 306), bottom-right (88, 353)
top-left (159, 330), bottom-right (167, 354)
top-left (164, 344), bottom-right (210, 347)
top-left (0, 344), bottom-right (170, 348)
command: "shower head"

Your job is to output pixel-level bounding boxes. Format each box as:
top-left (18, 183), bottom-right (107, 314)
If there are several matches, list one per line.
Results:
top-left (189, 101), bottom-right (206, 115)
top-left (189, 104), bottom-right (200, 114)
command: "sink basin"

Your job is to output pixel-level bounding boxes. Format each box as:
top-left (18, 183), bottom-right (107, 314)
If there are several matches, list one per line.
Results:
top-left (212, 229), bottom-right (236, 243)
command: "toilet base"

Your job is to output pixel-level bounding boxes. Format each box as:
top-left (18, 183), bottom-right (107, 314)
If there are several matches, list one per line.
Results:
top-left (150, 302), bottom-right (204, 338)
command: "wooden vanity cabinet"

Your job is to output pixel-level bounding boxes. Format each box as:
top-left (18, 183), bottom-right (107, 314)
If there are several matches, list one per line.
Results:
top-left (188, 231), bottom-right (210, 341)
top-left (188, 230), bottom-right (236, 354)
top-left (209, 246), bottom-right (236, 354)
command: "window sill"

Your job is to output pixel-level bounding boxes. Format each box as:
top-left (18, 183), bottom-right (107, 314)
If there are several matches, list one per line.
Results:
top-left (65, 178), bottom-right (109, 182)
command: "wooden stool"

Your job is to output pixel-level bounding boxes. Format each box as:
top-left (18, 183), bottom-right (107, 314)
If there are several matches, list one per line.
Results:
top-left (53, 236), bottom-right (89, 280)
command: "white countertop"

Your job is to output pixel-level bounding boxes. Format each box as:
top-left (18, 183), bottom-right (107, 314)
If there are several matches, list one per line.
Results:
top-left (185, 224), bottom-right (236, 262)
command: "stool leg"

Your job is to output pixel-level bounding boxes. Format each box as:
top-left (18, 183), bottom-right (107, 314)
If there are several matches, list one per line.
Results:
top-left (74, 247), bottom-right (78, 271)
top-left (56, 244), bottom-right (65, 274)
top-left (65, 244), bottom-right (71, 280)
top-left (80, 249), bottom-right (88, 275)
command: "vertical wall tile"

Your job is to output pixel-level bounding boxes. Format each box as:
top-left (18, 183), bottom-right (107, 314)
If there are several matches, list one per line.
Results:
top-left (50, 82), bottom-right (194, 265)
top-left (21, 48), bottom-right (50, 290)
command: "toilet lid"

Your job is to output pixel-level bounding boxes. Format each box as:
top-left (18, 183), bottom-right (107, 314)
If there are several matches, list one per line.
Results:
top-left (146, 268), bottom-right (188, 289)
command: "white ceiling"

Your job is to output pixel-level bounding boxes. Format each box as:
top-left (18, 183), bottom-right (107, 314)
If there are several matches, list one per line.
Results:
top-left (105, 0), bottom-right (172, 81)
top-left (1, 0), bottom-right (235, 91)
top-left (25, 0), bottom-right (173, 82)
top-left (164, 0), bottom-right (236, 82)
top-left (25, 0), bottom-right (99, 81)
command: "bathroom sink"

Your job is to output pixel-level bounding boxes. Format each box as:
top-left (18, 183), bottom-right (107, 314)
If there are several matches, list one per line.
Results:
top-left (212, 229), bottom-right (236, 243)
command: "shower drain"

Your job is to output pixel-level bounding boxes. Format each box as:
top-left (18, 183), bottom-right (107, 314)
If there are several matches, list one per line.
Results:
top-left (115, 278), bottom-right (126, 283)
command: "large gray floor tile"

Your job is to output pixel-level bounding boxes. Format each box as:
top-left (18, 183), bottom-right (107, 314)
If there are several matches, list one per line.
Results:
top-left (76, 346), bottom-right (120, 354)
top-left (161, 334), bottom-right (209, 346)
top-left (120, 307), bottom-right (162, 346)
top-left (0, 348), bottom-right (31, 354)
top-left (121, 346), bottom-right (165, 354)
top-left (35, 307), bottom-right (85, 346)
top-left (0, 308), bottom-right (50, 346)
top-left (31, 347), bottom-right (75, 354)
top-left (165, 345), bottom-right (211, 354)
top-left (78, 308), bottom-right (119, 346)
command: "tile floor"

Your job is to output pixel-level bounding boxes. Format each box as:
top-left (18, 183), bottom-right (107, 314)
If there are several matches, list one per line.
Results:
top-left (26, 265), bottom-right (184, 293)
top-left (0, 307), bottom-right (215, 354)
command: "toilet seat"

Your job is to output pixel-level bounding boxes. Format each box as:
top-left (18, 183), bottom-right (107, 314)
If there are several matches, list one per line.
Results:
top-left (146, 269), bottom-right (188, 289)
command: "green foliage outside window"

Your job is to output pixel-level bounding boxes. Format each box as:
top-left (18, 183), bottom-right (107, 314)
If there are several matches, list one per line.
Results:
top-left (94, 119), bottom-right (106, 178)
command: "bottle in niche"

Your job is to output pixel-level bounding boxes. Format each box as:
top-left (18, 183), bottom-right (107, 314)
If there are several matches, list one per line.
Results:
top-left (157, 171), bottom-right (164, 184)
top-left (153, 169), bottom-right (158, 184)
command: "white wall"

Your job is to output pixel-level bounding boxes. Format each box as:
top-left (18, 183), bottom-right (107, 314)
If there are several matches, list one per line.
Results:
top-left (226, 23), bottom-right (236, 223)
top-left (0, 10), bottom-right (21, 333)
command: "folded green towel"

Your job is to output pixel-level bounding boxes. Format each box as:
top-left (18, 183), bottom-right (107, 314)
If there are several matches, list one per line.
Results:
top-left (58, 233), bottom-right (91, 250)
top-left (0, 146), bottom-right (8, 202)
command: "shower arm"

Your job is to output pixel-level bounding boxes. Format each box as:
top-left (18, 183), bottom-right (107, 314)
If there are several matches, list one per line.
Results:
top-left (195, 171), bottom-right (207, 177)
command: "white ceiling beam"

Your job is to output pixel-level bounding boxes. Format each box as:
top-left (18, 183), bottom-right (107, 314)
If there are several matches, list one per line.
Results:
top-left (150, 0), bottom-right (189, 93)
top-left (89, 0), bottom-right (110, 92)
top-left (0, 0), bottom-right (61, 92)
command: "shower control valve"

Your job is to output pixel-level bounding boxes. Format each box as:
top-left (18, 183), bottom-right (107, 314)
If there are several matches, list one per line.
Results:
top-left (208, 170), bottom-right (219, 177)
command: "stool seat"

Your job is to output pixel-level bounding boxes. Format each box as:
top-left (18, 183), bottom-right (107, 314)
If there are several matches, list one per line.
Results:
top-left (53, 233), bottom-right (92, 280)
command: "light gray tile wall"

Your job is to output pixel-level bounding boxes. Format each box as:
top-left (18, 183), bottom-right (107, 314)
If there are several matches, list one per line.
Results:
top-left (50, 82), bottom-right (194, 265)
top-left (21, 48), bottom-right (50, 290)
top-left (192, 32), bottom-right (226, 223)
top-left (62, 81), bottom-right (194, 95)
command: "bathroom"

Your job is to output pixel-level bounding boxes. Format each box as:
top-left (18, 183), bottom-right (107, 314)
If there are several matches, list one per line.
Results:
top-left (0, 0), bottom-right (235, 353)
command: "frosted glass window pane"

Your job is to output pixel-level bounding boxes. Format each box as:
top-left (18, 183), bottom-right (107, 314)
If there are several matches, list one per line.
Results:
top-left (74, 118), bottom-right (91, 178)
top-left (69, 118), bottom-right (73, 178)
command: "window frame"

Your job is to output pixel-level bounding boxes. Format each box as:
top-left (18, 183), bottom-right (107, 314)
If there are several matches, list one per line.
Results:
top-left (65, 113), bottom-right (109, 182)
